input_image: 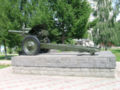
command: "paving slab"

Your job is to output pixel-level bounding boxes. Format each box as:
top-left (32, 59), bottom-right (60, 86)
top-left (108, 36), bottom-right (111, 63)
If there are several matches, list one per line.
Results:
top-left (0, 62), bottom-right (120, 90)
top-left (0, 60), bottom-right (11, 65)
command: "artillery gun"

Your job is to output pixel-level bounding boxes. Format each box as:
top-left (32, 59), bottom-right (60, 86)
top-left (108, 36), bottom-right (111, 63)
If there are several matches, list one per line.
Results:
top-left (9, 24), bottom-right (99, 55)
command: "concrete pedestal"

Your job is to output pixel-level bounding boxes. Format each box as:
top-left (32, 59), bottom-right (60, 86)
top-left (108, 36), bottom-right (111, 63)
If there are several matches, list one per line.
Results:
top-left (12, 51), bottom-right (116, 77)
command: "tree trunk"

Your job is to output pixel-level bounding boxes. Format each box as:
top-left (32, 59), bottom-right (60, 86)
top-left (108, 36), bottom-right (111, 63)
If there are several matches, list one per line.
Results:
top-left (3, 40), bottom-right (8, 59)
top-left (9, 48), bottom-right (12, 54)
top-left (105, 46), bottom-right (108, 51)
top-left (61, 33), bottom-right (65, 44)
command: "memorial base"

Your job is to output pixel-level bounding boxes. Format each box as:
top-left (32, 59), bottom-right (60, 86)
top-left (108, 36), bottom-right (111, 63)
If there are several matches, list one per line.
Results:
top-left (12, 51), bottom-right (116, 78)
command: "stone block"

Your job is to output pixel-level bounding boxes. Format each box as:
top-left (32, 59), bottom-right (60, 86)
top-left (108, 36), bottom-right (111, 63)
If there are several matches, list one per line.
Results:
top-left (12, 51), bottom-right (116, 77)
top-left (12, 66), bottom-right (115, 78)
top-left (12, 51), bottom-right (116, 69)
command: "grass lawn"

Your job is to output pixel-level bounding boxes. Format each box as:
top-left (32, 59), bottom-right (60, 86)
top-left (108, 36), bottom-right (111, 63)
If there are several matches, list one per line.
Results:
top-left (0, 65), bottom-right (10, 69)
top-left (0, 54), bottom-right (17, 60)
top-left (110, 49), bottom-right (120, 62)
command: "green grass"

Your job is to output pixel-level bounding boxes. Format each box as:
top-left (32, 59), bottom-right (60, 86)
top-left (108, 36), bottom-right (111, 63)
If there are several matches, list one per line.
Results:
top-left (110, 49), bottom-right (120, 62)
top-left (0, 55), bottom-right (17, 60)
top-left (0, 65), bottom-right (10, 69)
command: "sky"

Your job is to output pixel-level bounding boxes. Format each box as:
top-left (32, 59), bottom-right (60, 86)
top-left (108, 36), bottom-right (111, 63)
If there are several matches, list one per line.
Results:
top-left (116, 14), bottom-right (120, 21)
top-left (112, 0), bottom-right (120, 21)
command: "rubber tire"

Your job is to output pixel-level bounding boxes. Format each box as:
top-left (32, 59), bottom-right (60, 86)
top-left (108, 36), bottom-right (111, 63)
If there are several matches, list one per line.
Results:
top-left (22, 35), bottom-right (40, 55)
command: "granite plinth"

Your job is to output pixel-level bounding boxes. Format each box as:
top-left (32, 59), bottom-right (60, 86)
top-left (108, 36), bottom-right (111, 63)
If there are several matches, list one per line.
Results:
top-left (12, 51), bottom-right (116, 77)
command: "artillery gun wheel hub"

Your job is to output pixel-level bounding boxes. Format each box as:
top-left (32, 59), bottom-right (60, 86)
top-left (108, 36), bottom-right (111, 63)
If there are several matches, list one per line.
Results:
top-left (22, 35), bottom-right (40, 55)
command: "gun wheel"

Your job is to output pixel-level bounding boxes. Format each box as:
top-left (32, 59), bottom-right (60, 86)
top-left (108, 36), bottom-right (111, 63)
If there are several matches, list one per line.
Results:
top-left (22, 35), bottom-right (40, 55)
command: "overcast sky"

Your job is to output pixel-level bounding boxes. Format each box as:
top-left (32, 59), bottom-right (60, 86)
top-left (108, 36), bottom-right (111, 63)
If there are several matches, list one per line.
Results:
top-left (112, 0), bottom-right (120, 21)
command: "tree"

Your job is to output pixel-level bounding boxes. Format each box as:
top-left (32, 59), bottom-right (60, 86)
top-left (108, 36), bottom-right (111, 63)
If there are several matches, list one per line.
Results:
top-left (92, 0), bottom-right (118, 49)
top-left (114, 22), bottom-right (120, 45)
top-left (114, 0), bottom-right (120, 20)
top-left (49, 0), bottom-right (91, 43)
top-left (29, 0), bottom-right (54, 29)
top-left (0, 0), bottom-right (92, 56)
top-left (0, 0), bottom-right (23, 56)
top-left (0, 0), bottom-right (54, 55)
top-left (113, 0), bottom-right (120, 46)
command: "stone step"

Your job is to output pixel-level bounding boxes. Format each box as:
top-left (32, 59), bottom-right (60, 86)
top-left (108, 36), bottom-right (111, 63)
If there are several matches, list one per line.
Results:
top-left (12, 51), bottom-right (116, 77)
top-left (12, 51), bottom-right (116, 69)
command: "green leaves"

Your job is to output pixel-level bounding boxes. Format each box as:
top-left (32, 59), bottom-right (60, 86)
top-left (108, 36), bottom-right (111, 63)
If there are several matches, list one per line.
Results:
top-left (93, 22), bottom-right (118, 46)
top-left (50, 0), bottom-right (91, 43)
top-left (0, 0), bottom-right (91, 50)
top-left (92, 0), bottom-right (119, 48)
top-left (0, 0), bottom-right (22, 50)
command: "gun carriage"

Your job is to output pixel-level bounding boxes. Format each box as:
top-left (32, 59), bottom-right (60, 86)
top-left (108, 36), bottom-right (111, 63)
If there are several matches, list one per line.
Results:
top-left (9, 24), bottom-right (99, 55)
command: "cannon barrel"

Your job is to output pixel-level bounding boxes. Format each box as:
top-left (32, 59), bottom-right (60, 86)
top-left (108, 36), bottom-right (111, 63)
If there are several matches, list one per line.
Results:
top-left (8, 28), bottom-right (31, 34)
top-left (40, 43), bottom-right (99, 55)
top-left (8, 30), bottom-right (29, 34)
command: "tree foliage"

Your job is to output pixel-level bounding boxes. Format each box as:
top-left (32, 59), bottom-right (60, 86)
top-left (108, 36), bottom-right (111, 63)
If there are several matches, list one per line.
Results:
top-left (92, 0), bottom-right (119, 48)
top-left (114, 0), bottom-right (120, 20)
top-left (49, 0), bottom-right (91, 43)
top-left (0, 0), bottom-right (91, 53)
top-left (0, 0), bottom-right (23, 54)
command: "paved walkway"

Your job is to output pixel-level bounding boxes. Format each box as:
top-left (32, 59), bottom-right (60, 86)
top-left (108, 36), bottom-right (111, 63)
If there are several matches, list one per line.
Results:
top-left (0, 60), bottom-right (11, 65)
top-left (0, 63), bottom-right (120, 90)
